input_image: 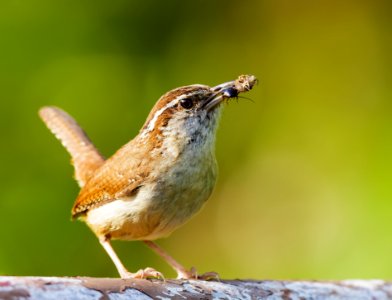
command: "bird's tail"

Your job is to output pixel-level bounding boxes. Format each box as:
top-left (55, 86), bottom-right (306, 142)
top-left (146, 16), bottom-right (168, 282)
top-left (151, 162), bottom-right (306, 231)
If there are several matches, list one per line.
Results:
top-left (39, 106), bottom-right (105, 187)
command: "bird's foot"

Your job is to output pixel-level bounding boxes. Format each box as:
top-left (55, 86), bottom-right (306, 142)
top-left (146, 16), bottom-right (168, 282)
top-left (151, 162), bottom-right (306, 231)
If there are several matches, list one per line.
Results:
top-left (120, 267), bottom-right (164, 280)
top-left (134, 267), bottom-right (165, 279)
top-left (177, 267), bottom-right (219, 281)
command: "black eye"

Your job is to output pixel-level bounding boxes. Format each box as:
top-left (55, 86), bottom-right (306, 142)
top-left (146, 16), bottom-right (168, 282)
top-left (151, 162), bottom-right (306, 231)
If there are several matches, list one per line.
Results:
top-left (223, 87), bottom-right (239, 98)
top-left (180, 98), bottom-right (194, 109)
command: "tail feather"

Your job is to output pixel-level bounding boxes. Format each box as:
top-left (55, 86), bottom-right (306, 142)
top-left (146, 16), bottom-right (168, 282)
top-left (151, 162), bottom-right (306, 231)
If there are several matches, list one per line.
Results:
top-left (39, 106), bottom-right (105, 187)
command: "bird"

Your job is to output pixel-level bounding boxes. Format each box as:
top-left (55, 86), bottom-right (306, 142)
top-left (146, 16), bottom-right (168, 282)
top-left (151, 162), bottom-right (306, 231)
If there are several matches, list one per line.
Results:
top-left (39, 74), bottom-right (257, 279)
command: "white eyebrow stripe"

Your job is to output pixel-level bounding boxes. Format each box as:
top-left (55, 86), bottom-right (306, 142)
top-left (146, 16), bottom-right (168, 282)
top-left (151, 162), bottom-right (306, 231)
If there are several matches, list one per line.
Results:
top-left (141, 91), bottom-right (199, 137)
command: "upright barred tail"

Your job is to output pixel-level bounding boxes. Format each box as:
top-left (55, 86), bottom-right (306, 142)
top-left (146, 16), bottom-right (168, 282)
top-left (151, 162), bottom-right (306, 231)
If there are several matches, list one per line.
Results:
top-left (39, 106), bottom-right (105, 187)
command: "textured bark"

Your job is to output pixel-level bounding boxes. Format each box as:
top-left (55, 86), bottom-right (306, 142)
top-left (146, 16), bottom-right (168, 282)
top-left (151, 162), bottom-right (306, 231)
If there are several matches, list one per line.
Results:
top-left (0, 276), bottom-right (391, 299)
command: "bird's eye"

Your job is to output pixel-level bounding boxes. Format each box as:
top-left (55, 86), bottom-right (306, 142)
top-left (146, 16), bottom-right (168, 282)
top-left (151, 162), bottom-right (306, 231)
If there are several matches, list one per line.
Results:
top-left (180, 98), bottom-right (194, 109)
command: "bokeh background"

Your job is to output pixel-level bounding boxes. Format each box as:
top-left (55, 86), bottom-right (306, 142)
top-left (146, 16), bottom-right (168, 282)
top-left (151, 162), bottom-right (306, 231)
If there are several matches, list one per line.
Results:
top-left (1, 0), bottom-right (391, 280)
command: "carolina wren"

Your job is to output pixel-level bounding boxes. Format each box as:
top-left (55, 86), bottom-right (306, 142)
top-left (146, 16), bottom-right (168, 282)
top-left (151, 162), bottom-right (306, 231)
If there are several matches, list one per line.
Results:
top-left (39, 75), bottom-right (257, 279)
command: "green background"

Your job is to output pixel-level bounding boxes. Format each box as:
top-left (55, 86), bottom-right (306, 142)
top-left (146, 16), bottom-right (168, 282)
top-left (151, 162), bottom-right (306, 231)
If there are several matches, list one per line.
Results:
top-left (1, 0), bottom-right (391, 279)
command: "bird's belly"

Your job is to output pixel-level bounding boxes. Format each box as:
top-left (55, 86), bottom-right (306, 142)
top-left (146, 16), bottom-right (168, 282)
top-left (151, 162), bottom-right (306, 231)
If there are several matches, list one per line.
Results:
top-left (85, 162), bottom-right (217, 241)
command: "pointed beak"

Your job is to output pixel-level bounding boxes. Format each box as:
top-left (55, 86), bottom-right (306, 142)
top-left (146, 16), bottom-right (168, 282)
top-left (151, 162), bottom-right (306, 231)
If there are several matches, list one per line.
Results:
top-left (204, 75), bottom-right (257, 111)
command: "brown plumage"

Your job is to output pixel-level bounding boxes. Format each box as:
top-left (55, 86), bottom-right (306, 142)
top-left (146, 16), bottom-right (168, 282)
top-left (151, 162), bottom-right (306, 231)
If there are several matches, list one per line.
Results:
top-left (39, 107), bottom-right (105, 187)
top-left (39, 75), bottom-right (257, 279)
top-left (72, 85), bottom-right (210, 217)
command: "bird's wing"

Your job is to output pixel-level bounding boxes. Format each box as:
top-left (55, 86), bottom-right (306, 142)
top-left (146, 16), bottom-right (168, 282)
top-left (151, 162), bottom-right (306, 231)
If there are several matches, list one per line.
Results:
top-left (71, 142), bottom-right (151, 218)
top-left (39, 106), bottom-right (105, 187)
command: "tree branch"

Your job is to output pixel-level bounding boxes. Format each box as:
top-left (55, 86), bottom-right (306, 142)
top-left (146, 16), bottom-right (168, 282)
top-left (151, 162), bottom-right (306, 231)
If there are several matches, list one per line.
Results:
top-left (0, 276), bottom-right (391, 299)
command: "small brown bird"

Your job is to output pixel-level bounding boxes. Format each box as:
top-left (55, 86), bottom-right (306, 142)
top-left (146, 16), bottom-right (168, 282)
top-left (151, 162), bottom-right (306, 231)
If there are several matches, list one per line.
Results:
top-left (39, 75), bottom-right (257, 279)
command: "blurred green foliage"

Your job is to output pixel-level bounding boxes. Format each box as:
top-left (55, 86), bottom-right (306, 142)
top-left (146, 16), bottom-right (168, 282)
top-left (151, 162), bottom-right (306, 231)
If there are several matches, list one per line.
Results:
top-left (0, 0), bottom-right (391, 279)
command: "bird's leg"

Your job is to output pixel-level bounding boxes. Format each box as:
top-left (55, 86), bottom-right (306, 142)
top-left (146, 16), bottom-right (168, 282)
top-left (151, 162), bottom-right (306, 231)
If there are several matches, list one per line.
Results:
top-left (143, 240), bottom-right (189, 279)
top-left (99, 238), bottom-right (163, 279)
top-left (143, 240), bottom-right (219, 280)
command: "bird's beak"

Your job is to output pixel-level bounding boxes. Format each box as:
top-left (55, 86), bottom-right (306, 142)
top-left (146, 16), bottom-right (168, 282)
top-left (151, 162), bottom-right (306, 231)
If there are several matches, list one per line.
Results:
top-left (204, 75), bottom-right (257, 111)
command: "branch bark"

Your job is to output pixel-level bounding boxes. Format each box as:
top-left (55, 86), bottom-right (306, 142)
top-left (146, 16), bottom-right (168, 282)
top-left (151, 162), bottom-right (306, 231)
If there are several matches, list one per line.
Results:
top-left (0, 276), bottom-right (391, 299)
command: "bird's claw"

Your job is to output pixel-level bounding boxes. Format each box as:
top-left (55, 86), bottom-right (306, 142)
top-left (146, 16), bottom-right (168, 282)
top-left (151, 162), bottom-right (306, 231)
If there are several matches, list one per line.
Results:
top-left (134, 267), bottom-right (165, 279)
top-left (121, 267), bottom-right (164, 280)
top-left (177, 267), bottom-right (219, 281)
